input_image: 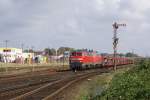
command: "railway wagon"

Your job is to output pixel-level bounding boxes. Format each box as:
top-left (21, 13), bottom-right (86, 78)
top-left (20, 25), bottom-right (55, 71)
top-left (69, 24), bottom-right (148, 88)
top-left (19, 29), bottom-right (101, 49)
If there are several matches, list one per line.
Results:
top-left (102, 57), bottom-right (133, 67)
top-left (69, 50), bottom-right (103, 71)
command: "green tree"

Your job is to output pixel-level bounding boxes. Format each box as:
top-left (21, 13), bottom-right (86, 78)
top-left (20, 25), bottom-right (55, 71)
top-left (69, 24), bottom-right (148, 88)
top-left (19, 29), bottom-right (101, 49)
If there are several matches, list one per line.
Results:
top-left (57, 47), bottom-right (74, 55)
top-left (44, 48), bottom-right (55, 56)
top-left (23, 49), bottom-right (29, 53)
top-left (125, 52), bottom-right (138, 57)
top-left (118, 53), bottom-right (125, 57)
top-left (23, 49), bottom-right (34, 53)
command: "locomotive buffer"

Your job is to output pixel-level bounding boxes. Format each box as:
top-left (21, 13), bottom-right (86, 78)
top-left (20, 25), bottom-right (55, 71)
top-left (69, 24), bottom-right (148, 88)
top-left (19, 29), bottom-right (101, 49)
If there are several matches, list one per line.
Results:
top-left (112, 22), bottom-right (126, 71)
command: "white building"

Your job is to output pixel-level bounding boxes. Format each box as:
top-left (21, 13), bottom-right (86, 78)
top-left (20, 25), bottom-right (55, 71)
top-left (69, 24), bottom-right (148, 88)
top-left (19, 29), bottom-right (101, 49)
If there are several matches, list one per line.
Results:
top-left (0, 48), bottom-right (22, 63)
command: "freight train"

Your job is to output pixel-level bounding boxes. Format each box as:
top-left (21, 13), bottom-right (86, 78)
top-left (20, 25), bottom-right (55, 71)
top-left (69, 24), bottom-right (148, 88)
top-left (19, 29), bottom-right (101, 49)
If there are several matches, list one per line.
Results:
top-left (69, 50), bottom-right (133, 71)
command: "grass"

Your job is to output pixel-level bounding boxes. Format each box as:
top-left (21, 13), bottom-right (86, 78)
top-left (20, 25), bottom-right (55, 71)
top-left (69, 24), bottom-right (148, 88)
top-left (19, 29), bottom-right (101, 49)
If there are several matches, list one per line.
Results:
top-left (0, 67), bottom-right (7, 72)
top-left (0, 62), bottom-right (69, 67)
top-left (76, 73), bottom-right (111, 100)
top-left (0, 62), bottom-right (69, 73)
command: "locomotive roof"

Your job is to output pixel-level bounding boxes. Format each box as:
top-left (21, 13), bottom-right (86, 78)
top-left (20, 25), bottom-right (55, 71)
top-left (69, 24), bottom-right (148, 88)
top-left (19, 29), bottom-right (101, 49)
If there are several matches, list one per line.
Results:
top-left (71, 50), bottom-right (101, 56)
top-left (71, 49), bottom-right (98, 53)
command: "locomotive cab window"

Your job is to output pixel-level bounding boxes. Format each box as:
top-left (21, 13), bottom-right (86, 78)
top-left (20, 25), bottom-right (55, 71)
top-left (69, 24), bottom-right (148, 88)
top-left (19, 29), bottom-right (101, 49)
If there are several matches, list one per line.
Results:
top-left (71, 52), bottom-right (82, 56)
top-left (76, 52), bottom-right (82, 56)
top-left (71, 52), bottom-right (76, 56)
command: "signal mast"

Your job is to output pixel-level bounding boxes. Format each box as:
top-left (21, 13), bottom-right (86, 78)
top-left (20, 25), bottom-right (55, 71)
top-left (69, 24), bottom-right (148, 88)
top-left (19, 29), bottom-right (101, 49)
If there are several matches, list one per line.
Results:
top-left (112, 22), bottom-right (126, 71)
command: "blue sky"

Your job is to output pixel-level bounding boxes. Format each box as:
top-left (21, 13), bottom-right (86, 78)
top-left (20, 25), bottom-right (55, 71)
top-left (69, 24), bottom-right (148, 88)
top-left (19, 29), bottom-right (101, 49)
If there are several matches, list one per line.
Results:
top-left (0, 0), bottom-right (150, 56)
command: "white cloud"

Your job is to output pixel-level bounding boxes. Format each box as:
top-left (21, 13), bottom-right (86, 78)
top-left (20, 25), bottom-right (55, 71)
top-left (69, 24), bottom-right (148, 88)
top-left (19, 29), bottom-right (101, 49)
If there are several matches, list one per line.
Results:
top-left (131, 0), bottom-right (150, 12)
top-left (0, 0), bottom-right (150, 56)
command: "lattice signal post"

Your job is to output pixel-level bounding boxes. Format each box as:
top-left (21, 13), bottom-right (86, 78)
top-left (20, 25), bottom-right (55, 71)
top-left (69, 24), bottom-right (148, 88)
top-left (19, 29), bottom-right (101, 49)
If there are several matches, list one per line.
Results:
top-left (112, 22), bottom-right (126, 71)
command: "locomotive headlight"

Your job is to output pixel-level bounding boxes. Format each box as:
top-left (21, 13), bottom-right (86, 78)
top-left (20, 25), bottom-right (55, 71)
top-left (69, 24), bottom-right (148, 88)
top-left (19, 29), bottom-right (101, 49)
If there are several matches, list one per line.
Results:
top-left (77, 58), bottom-right (83, 60)
top-left (79, 60), bottom-right (83, 62)
top-left (71, 58), bottom-right (83, 60)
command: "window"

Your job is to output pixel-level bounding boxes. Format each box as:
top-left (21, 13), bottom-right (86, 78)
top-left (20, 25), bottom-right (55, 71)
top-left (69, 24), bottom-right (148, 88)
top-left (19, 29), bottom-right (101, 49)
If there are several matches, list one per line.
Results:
top-left (71, 52), bottom-right (82, 56)
top-left (71, 52), bottom-right (76, 56)
top-left (77, 52), bottom-right (82, 56)
top-left (3, 49), bottom-right (11, 52)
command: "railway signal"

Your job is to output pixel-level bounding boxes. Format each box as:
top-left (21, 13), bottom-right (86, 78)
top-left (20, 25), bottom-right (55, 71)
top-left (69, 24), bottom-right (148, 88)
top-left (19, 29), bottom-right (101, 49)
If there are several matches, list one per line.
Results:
top-left (112, 22), bottom-right (126, 71)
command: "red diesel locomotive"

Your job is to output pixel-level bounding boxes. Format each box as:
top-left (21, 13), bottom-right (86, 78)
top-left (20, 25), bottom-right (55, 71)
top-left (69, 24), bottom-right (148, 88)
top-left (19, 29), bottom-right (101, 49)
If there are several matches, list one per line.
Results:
top-left (69, 50), bottom-right (103, 71)
top-left (69, 50), bottom-right (133, 71)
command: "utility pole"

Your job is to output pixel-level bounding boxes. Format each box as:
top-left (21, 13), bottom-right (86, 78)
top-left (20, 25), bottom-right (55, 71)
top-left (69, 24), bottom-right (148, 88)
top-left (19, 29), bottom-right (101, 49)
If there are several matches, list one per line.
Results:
top-left (31, 46), bottom-right (34, 72)
top-left (21, 43), bottom-right (24, 64)
top-left (4, 40), bottom-right (9, 62)
top-left (4, 40), bottom-right (9, 72)
top-left (4, 40), bottom-right (8, 51)
top-left (112, 22), bottom-right (126, 71)
top-left (21, 43), bottom-right (24, 52)
top-left (56, 48), bottom-right (58, 66)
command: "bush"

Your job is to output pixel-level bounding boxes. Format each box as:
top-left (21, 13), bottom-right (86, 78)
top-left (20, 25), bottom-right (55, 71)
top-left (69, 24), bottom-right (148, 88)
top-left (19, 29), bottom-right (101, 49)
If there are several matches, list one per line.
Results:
top-left (97, 59), bottom-right (150, 100)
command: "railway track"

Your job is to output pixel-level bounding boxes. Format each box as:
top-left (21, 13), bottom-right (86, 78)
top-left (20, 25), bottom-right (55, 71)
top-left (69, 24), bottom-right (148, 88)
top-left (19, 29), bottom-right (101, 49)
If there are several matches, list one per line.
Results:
top-left (0, 68), bottom-right (97, 99)
top-left (9, 69), bottom-right (109, 100)
top-left (0, 65), bottom-right (131, 100)
top-left (0, 76), bottom-right (60, 100)
top-left (0, 67), bottom-right (70, 93)
top-left (0, 68), bottom-right (59, 81)
top-left (0, 65), bottom-right (76, 81)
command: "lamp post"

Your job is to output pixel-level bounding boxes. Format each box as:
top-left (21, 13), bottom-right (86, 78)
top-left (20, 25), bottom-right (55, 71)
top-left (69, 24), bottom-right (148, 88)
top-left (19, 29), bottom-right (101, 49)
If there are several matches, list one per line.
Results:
top-left (112, 22), bottom-right (126, 71)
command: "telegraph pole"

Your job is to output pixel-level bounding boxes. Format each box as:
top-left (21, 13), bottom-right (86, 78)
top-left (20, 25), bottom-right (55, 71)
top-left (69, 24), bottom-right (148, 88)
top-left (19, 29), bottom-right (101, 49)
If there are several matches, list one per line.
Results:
top-left (56, 48), bottom-right (58, 66)
top-left (112, 22), bottom-right (126, 71)
top-left (31, 46), bottom-right (34, 72)
top-left (21, 43), bottom-right (24, 52)
top-left (21, 43), bottom-right (24, 64)
top-left (4, 40), bottom-right (8, 50)
top-left (4, 40), bottom-right (9, 63)
top-left (4, 40), bottom-right (9, 72)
